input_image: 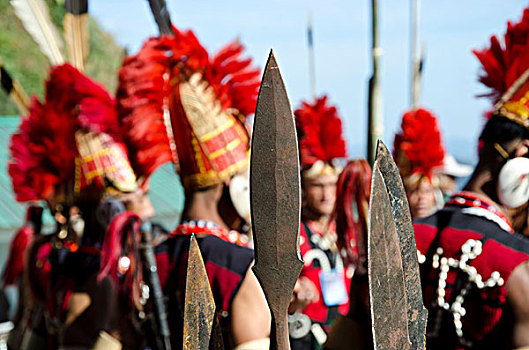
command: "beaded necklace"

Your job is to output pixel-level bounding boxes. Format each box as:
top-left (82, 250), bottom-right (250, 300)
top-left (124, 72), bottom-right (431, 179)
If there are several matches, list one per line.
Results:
top-left (446, 191), bottom-right (514, 233)
top-left (170, 220), bottom-right (250, 247)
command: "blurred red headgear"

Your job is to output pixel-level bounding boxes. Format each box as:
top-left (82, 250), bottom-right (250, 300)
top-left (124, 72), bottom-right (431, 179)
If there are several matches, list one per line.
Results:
top-left (117, 27), bottom-right (260, 190)
top-left (294, 95), bottom-right (347, 177)
top-left (9, 64), bottom-right (137, 203)
top-left (393, 108), bottom-right (445, 182)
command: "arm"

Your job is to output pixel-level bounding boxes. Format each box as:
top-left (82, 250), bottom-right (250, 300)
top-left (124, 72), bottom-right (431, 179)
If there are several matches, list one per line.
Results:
top-left (230, 262), bottom-right (271, 346)
top-left (507, 261), bottom-right (529, 348)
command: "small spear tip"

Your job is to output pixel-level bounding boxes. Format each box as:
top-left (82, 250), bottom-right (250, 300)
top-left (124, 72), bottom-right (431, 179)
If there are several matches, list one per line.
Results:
top-left (266, 49), bottom-right (278, 69)
top-left (378, 139), bottom-right (388, 150)
top-left (375, 140), bottom-right (389, 162)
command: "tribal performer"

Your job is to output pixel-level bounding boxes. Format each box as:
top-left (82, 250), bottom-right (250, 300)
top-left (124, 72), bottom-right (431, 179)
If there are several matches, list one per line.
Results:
top-left (323, 159), bottom-right (373, 350)
top-left (288, 96), bottom-right (350, 349)
top-left (393, 108), bottom-right (445, 219)
top-left (115, 27), bottom-right (271, 349)
top-left (8, 64), bottom-right (157, 349)
top-left (413, 8), bottom-right (529, 349)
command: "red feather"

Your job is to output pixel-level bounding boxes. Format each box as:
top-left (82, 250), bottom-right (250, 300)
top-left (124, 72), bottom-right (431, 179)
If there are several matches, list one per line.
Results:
top-left (117, 36), bottom-right (175, 181)
top-left (474, 7), bottom-right (529, 102)
top-left (294, 96), bottom-right (347, 166)
top-left (117, 28), bottom-right (260, 180)
top-left (9, 64), bottom-right (130, 202)
top-left (393, 108), bottom-right (445, 180)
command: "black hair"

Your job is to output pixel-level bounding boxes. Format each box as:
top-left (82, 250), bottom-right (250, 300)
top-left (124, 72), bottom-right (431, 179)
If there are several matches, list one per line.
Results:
top-left (480, 115), bottom-right (529, 146)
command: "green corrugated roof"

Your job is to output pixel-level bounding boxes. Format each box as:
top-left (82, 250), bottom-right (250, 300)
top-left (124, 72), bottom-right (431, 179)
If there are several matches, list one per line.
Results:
top-left (0, 115), bottom-right (184, 233)
top-left (0, 116), bottom-right (55, 232)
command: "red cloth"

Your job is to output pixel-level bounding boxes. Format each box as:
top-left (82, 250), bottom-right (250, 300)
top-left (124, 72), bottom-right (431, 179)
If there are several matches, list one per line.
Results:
top-left (414, 202), bottom-right (529, 347)
top-left (298, 222), bottom-right (351, 325)
top-left (2, 226), bottom-right (33, 287)
top-left (156, 225), bottom-right (253, 314)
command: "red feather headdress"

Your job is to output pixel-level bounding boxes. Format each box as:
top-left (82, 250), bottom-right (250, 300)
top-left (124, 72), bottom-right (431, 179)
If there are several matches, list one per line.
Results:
top-left (393, 108), bottom-right (445, 181)
top-left (473, 7), bottom-right (529, 128)
top-left (117, 27), bottom-right (260, 189)
top-left (294, 95), bottom-right (347, 174)
top-left (9, 64), bottom-right (136, 202)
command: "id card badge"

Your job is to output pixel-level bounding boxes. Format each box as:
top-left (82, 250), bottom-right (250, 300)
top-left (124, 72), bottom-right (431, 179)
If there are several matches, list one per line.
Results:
top-left (319, 269), bottom-right (349, 307)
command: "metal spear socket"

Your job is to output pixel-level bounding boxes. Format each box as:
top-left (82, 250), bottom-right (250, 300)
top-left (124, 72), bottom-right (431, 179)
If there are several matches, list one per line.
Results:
top-left (250, 50), bottom-right (303, 350)
top-left (368, 140), bottom-right (427, 350)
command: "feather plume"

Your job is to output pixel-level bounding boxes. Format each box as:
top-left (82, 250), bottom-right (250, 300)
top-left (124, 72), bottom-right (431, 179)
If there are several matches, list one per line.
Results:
top-left (146, 0), bottom-right (173, 35)
top-left (10, 0), bottom-right (65, 65)
top-left (473, 8), bottom-right (529, 104)
top-left (210, 41), bottom-right (261, 117)
top-left (393, 108), bottom-right (445, 180)
top-left (117, 28), bottom-right (260, 182)
top-left (63, 0), bottom-right (89, 71)
top-left (294, 95), bottom-right (347, 166)
top-left (9, 64), bottom-right (129, 202)
top-left (117, 36), bottom-right (175, 181)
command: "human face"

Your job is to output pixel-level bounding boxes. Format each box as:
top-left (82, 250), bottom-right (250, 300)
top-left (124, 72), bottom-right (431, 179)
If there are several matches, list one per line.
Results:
top-left (303, 173), bottom-right (338, 216)
top-left (119, 185), bottom-right (155, 220)
top-left (406, 179), bottom-right (436, 219)
top-left (439, 175), bottom-right (457, 197)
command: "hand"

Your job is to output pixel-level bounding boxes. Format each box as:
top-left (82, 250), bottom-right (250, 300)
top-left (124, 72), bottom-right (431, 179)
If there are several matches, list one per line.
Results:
top-left (288, 276), bottom-right (319, 314)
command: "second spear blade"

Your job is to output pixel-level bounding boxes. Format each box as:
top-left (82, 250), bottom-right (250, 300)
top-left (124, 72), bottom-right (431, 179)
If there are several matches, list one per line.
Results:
top-left (251, 50), bottom-right (303, 350)
top-left (183, 234), bottom-right (221, 350)
top-left (368, 140), bottom-right (427, 349)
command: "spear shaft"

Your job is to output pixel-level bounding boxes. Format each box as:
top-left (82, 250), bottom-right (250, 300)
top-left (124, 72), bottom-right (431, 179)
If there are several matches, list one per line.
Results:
top-left (307, 12), bottom-right (316, 98)
top-left (410, 0), bottom-right (422, 108)
top-left (367, 0), bottom-right (383, 165)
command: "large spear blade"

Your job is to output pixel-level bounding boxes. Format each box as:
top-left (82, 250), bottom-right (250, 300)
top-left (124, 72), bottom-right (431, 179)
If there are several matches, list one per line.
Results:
top-left (250, 50), bottom-right (303, 350)
top-left (368, 140), bottom-right (427, 349)
top-left (183, 234), bottom-right (222, 350)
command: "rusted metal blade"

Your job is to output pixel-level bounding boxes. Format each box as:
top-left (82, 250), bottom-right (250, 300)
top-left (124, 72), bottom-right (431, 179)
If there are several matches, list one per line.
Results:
top-left (368, 140), bottom-right (427, 349)
top-left (250, 50), bottom-right (303, 350)
top-left (183, 234), bottom-right (222, 350)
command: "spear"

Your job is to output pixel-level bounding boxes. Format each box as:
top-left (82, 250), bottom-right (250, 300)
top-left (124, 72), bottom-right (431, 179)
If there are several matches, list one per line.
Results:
top-left (140, 222), bottom-right (172, 350)
top-left (368, 140), bottom-right (427, 349)
top-left (146, 0), bottom-right (173, 35)
top-left (367, 0), bottom-right (383, 165)
top-left (183, 234), bottom-right (222, 349)
top-left (410, 0), bottom-right (423, 108)
top-left (251, 50), bottom-right (303, 350)
top-left (0, 60), bottom-right (31, 116)
top-left (63, 0), bottom-right (89, 71)
top-left (307, 12), bottom-right (316, 98)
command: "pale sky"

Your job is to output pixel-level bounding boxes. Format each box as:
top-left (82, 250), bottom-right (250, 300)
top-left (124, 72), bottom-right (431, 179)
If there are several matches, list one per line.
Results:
top-left (90, 0), bottom-right (528, 164)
